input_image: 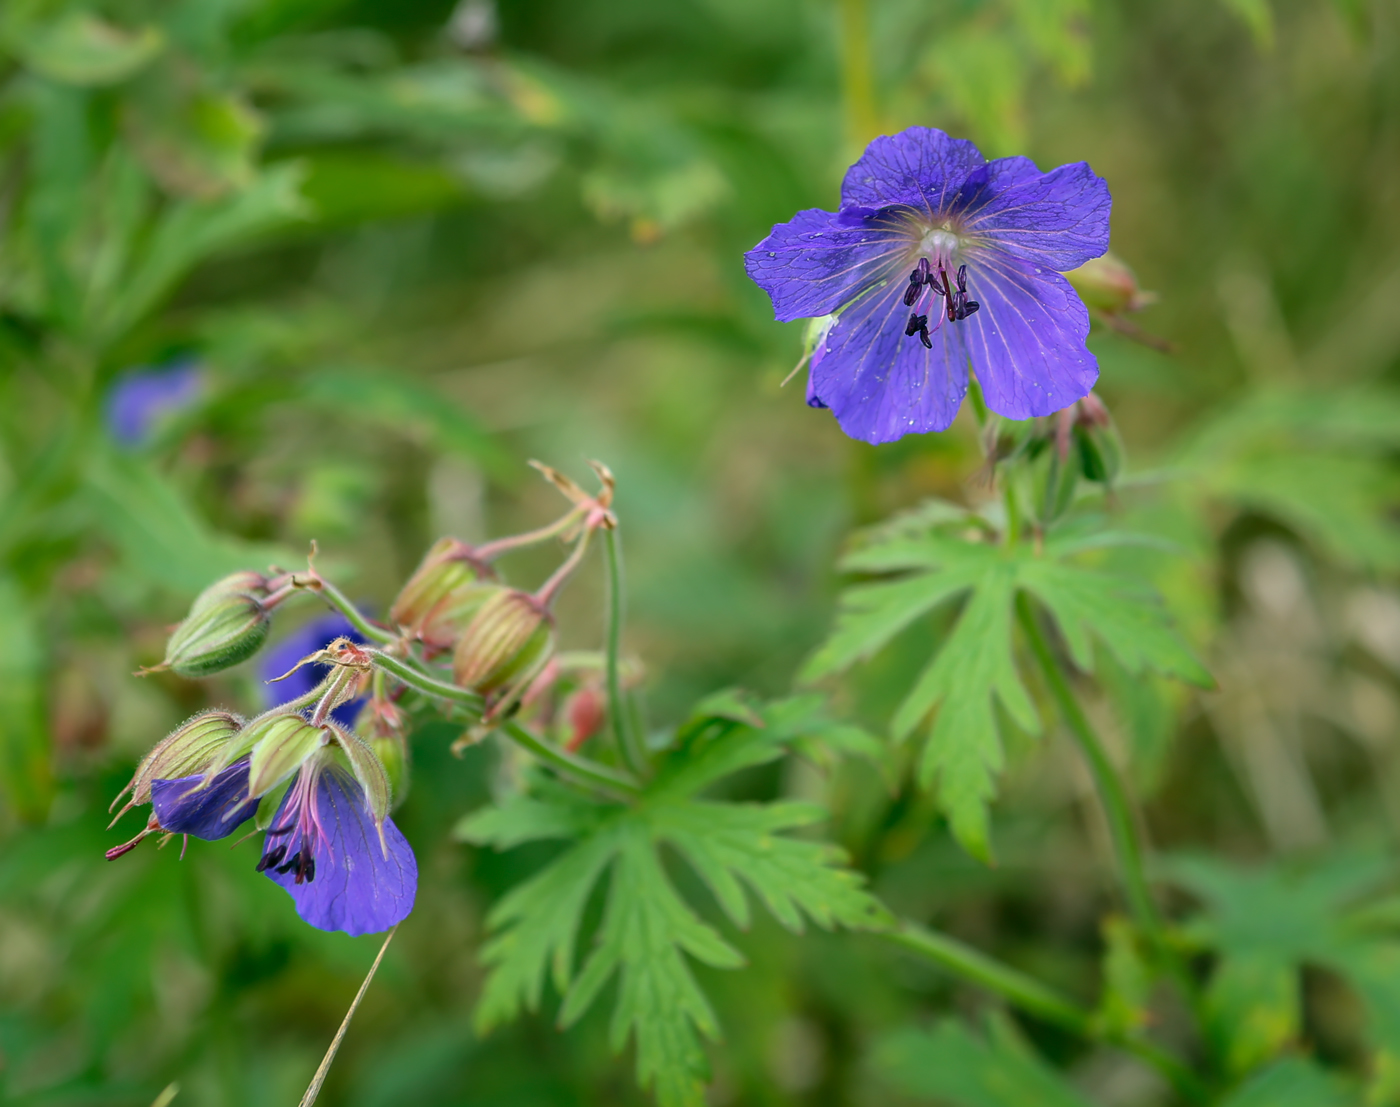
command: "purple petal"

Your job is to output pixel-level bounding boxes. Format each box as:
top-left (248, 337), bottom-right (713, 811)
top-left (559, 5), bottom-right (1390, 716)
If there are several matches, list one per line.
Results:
top-left (840, 127), bottom-right (985, 213)
top-left (959, 256), bottom-right (1098, 420)
top-left (810, 279), bottom-right (969, 444)
top-left (105, 361), bottom-right (204, 447)
top-left (262, 768), bottom-right (416, 936)
top-left (745, 208), bottom-right (914, 323)
top-left (151, 759), bottom-right (258, 840)
top-left (958, 157), bottom-right (1112, 272)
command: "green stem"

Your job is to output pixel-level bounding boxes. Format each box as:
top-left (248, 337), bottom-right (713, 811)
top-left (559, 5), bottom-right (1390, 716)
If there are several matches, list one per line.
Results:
top-left (887, 920), bottom-right (1089, 1033)
top-left (837, 0), bottom-right (879, 149)
top-left (297, 577), bottom-right (396, 645)
top-left (887, 921), bottom-right (1207, 1103)
top-left (501, 720), bottom-right (642, 799)
top-left (1014, 593), bottom-right (1162, 941)
top-left (368, 650), bottom-right (485, 719)
top-left (603, 527), bottom-right (648, 778)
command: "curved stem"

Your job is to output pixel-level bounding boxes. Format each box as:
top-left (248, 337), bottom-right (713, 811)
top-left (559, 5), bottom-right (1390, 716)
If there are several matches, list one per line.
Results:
top-left (886, 921), bottom-right (1207, 1103)
top-left (1013, 592), bottom-right (1162, 941)
top-left (500, 720), bottom-right (641, 798)
top-left (603, 527), bottom-right (648, 778)
top-left (295, 576), bottom-right (395, 645)
top-left (368, 650), bottom-right (485, 719)
top-left (475, 507), bottom-right (583, 560)
top-left (887, 920), bottom-right (1089, 1033)
top-left (298, 924), bottom-right (397, 1107)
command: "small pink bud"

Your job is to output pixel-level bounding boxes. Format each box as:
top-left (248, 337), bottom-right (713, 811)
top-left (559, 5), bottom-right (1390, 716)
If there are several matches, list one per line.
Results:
top-left (563, 686), bottom-right (607, 752)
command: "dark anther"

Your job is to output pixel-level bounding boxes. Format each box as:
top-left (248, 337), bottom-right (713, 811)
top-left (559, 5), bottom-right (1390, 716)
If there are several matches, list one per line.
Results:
top-left (257, 844), bottom-right (286, 872)
top-left (904, 257), bottom-right (933, 306)
top-left (956, 264), bottom-right (969, 292)
top-left (960, 300), bottom-right (980, 320)
top-left (918, 323), bottom-right (933, 349)
top-left (303, 855), bottom-right (316, 883)
top-left (905, 312), bottom-right (928, 336)
top-left (275, 850), bottom-right (301, 875)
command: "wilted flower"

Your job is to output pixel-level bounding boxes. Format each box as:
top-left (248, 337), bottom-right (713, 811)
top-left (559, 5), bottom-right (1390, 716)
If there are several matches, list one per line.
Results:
top-left (257, 750), bottom-right (416, 936)
top-left (105, 360), bottom-right (204, 447)
top-left (745, 126), bottom-right (1111, 444)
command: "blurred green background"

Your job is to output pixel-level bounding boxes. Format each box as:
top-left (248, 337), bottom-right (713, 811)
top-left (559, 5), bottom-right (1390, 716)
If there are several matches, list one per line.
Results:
top-left (1, 0), bottom-right (1399, 1103)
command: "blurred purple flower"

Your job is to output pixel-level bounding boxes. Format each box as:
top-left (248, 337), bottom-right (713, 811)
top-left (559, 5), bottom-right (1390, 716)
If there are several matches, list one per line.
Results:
top-left (105, 360), bottom-right (204, 447)
top-left (745, 126), bottom-right (1111, 444)
top-left (151, 758), bottom-right (259, 840)
top-left (258, 756), bottom-right (417, 936)
top-left (263, 614), bottom-right (365, 726)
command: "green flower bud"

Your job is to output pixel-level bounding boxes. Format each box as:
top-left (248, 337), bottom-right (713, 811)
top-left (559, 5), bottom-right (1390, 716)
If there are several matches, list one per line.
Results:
top-left (353, 700), bottom-right (410, 808)
top-left (164, 573), bottom-right (272, 677)
top-left (1063, 253), bottom-right (1156, 315)
top-left (246, 712), bottom-right (328, 798)
top-left (111, 710), bottom-right (247, 821)
top-left (391, 538), bottom-right (496, 649)
top-left (452, 588), bottom-right (555, 696)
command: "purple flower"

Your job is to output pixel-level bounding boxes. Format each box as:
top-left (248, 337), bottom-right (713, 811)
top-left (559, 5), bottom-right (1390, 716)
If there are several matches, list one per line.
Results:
top-left (258, 757), bottom-right (417, 936)
top-left (150, 758), bottom-right (259, 840)
top-left (105, 360), bottom-right (204, 447)
top-left (744, 127), bottom-right (1111, 444)
top-left (263, 615), bottom-right (365, 726)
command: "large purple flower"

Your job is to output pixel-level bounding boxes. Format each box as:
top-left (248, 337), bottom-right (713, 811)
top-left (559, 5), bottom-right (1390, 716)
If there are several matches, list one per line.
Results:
top-left (257, 756), bottom-right (416, 936)
top-left (745, 127), bottom-right (1111, 444)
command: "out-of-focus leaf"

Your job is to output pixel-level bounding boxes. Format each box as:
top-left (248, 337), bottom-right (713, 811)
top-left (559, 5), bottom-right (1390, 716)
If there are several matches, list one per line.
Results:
top-left (123, 86), bottom-right (264, 200)
top-left (873, 1015), bottom-right (1096, 1107)
top-left (94, 162), bottom-right (308, 341)
top-left (82, 449), bottom-right (288, 597)
top-left (300, 369), bottom-right (514, 481)
top-left (458, 697), bottom-right (887, 1107)
top-left (1180, 389), bottom-right (1400, 570)
top-left (1218, 0), bottom-right (1276, 50)
top-left (18, 12), bottom-right (164, 87)
top-left (1217, 1057), bottom-right (1356, 1107)
top-left (298, 151), bottom-right (467, 225)
top-left (0, 577), bottom-right (51, 823)
top-left (1168, 852), bottom-right (1400, 1070)
top-left (1091, 916), bottom-right (1152, 1038)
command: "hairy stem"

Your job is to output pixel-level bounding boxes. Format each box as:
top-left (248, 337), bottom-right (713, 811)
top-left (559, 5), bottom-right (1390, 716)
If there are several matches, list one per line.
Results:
top-left (368, 650), bottom-right (485, 720)
top-left (500, 720), bottom-right (642, 798)
top-left (603, 527), bottom-right (649, 778)
top-left (294, 576), bottom-right (395, 645)
top-left (298, 925), bottom-right (397, 1107)
top-left (1014, 593), bottom-right (1163, 941)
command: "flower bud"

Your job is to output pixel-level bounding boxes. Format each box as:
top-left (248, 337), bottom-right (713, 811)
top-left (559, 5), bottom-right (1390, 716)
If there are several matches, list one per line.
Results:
top-left (563, 685), bottom-right (606, 752)
top-left (163, 574), bottom-right (272, 678)
top-left (1071, 394), bottom-right (1123, 487)
top-left (110, 710), bottom-right (247, 822)
top-left (1063, 253), bottom-right (1156, 315)
top-left (452, 588), bottom-right (555, 696)
top-left (353, 699), bottom-right (410, 806)
top-left (246, 712), bottom-right (328, 798)
top-left (391, 538), bottom-right (496, 648)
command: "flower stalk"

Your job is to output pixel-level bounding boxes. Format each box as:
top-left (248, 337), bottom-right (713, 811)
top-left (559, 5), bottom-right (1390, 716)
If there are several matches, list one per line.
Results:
top-left (603, 527), bottom-right (648, 778)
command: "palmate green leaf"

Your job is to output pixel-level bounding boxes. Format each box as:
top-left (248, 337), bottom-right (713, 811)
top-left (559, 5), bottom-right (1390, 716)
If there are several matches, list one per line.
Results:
top-left (457, 701), bottom-right (887, 1107)
top-left (1217, 1057), bottom-right (1357, 1107)
top-left (807, 526), bottom-right (1208, 859)
top-left (873, 1015), bottom-right (1096, 1107)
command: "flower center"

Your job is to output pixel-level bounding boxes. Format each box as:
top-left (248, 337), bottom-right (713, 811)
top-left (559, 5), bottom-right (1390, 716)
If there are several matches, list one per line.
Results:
top-left (901, 255), bottom-right (981, 348)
